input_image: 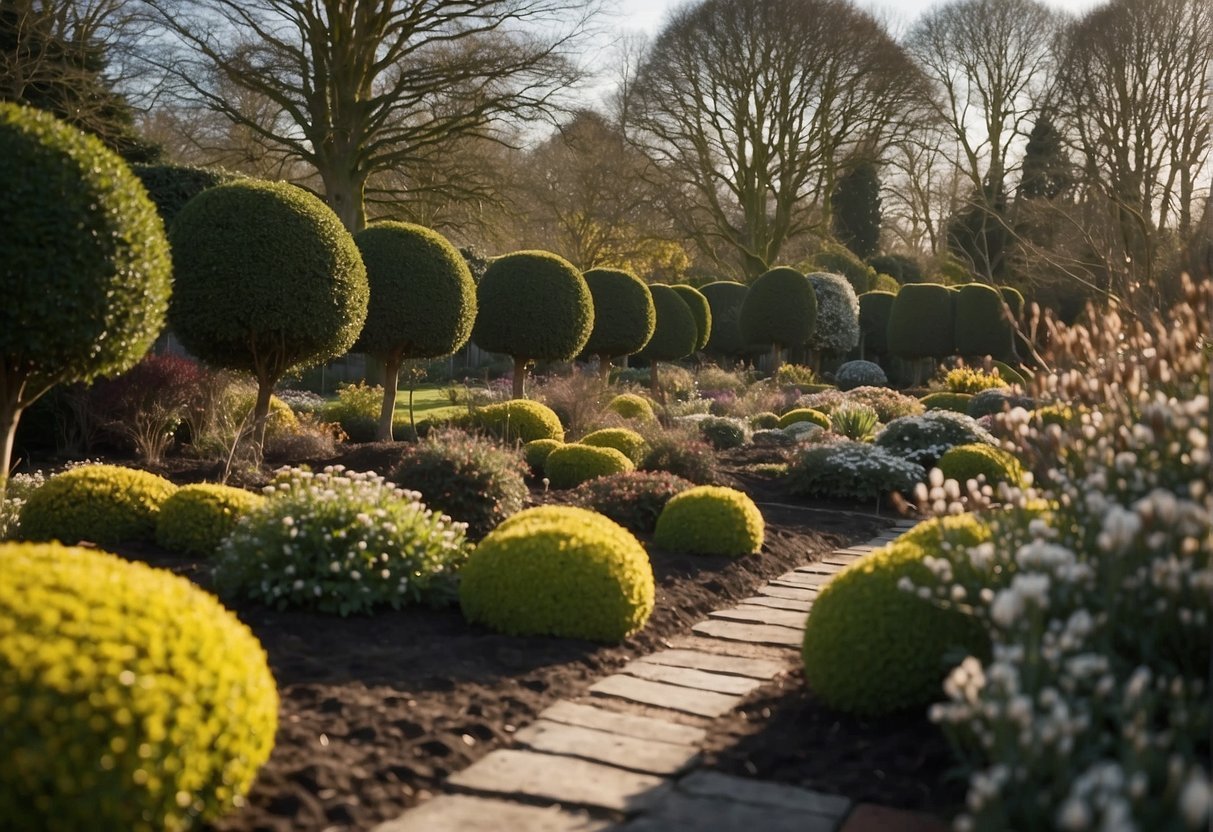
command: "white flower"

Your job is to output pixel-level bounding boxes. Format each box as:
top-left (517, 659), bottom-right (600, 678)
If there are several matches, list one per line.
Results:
top-left (1180, 772), bottom-right (1211, 828)
top-left (1057, 797), bottom-right (1091, 830)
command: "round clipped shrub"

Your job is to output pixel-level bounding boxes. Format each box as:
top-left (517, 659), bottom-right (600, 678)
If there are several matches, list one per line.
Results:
top-left (132, 162), bottom-right (246, 226)
top-left (570, 470), bottom-right (695, 534)
top-left (887, 283), bottom-right (955, 359)
top-left (0, 542), bottom-right (277, 830)
top-left (582, 267), bottom-right (656, 377)
top-left (155, 484), bottom-right (265, 556)
top-left (670, 284), bottom-right (712, 352)
top-left (787, 441), bottom-right (925, 501)
top-left (459, 506), bottom-right (655, 641)
top-left (0, 105), bottom-right (172, 488)
top-left (937, 443), bottom-right (1025, 487)
top-left (836, 360), bottom-right (887, 391)
top-left (801, 515), bottom-right (990, 715)
top-left (580, 427), bottom-right (649, 465)
top-left (967, 387), bottom-right (1035, 418)
top-left (700, 281), bottom-right (749, 358)
top-left (871, 273), bottom-right (900, 293)
top-left (858, 290), bottom-right (896, 357)
top-left (954, 283), bottom-right (1014, 359)
top-left (545, 443), bottom-right (635, 489)
top-left (778, 408), bottom-right (831, 430)
top-left (920, 392), bottom-right (975, 413)
top-left (654, 485), bottom-right (764, 556)
top-left (698, 416), bottom-right (748, 450)
top-left (807, 272), bottom-right (860, 356)
top-left (523, 438), bottom-right (563, 474)
top-left (635, 285), bottom-right (698, 396)
top-left (868, 252), bottom-right (924, 284)
top-left (875, 411), bottom-right (996, 467)
top-left (472, 250), bottom-right (593, 397)
top-left (844, 386), bottom-right (925, 422)
top-left (474, 399), bottom-right (564, 443)
top-left (739, 267), bottom-right (817, 356)
top-left (391, 430), bottom-right (530, 539)
top-left (18, 464), bottom-right (177, 546)
top-left (751, 411), bottom-right (781, 430)
top-left (809, 243), bottom-right (876, 295)
top-left (607, 393), bottom-right (656, 422)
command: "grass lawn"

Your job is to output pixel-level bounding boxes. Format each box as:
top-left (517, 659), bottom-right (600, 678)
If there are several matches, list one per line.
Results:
top-left (391, 384), bottom-right (465, 424)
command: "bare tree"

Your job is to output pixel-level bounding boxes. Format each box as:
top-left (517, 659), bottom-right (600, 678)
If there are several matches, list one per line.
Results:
top-left (629, 0), bottom-right (923, 279)
top-left (140, 0), bottom-right (598, 231)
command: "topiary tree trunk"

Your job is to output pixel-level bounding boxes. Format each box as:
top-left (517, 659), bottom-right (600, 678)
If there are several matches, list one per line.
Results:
top-left (0, 390), bottom-right (22, 504)
top-left (599, 354), bottom-right (612, 384)
top-left (251, 375), bottom-right (276, 455)
top-left (513, 358), bottom-right (529, 399)
top-left (377, 353), bottom-right (403, 442)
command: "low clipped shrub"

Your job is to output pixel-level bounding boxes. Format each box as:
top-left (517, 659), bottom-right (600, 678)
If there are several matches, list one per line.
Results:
top-left (875, 411), bottom-right (996, 467)
top-left (787, 441), bottom-right (925, 501)
top-left (155, 483), bottom-right (265, 556)
top-left (545, 443), bottom-right (634, 489)
top-left (835, 360), bottom-right (887, 391)
top-left (654, 486), bottom-right (765, 556)
top-left (570, 470), bottom-right (694, 534)
top-left (966, 388), bottom-right (1035, 418)
top-left (640, 430), bottom-right (720, 484)
top-left (809, 243), bottom-right (876, 295)
top-left (774, 364), bottom-right (818, 387)
top-left (920, 392), bottom-right (974, 413)
top-left (698, 416), bottom-right (749, 450)
top-left (795, 388), bottom-right (847, 413)
top-left (321, 380), bottom-right (384, 443)
top-left (459, 506), bottom-right (655, 641)
top-left (227, 384), bottom-right (300, 440)
top-left (523, 438), bottom-right (563, 474)
top-left (844, 386), bottom-right (925, 422)
top-left (474, 399), bottom-right (564, 443)
top-left (18, 464), bottom-right (177, 546)
top-left (606, 392), bottom-right (658, 422)
top-left (215, 466), bottom-right (470, 614)
top-left (801, 514), bottom-right (991, 715)
top-left (391, 430), bottom-right (529, 539)
top-left (937, 443), bottom-right (1025, 487)
top-left (830, 403), bottom-right (879, 441)
top-left (0, 542), bottom-right (277, 830)
top-left (751, 411), bottom-right (781, 430)
top-left (943, 367), bottom-right (1009, 394)
top-left (778, 408), bottom-right (831, 430)
top-left (580, 427), bottom-right (649, 465)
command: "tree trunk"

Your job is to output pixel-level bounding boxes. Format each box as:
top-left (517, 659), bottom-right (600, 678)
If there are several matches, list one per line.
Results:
top-left (599, 354), bottom-right (612, 384)
top-left (0, 397), bottom-right (21, 505)
top-left (512, 358), bottom-right (528, 399)
top-left (650, 362), bottom-right (660, 401)
top-left (320, 165), bottom-right (368, 233)
top-left (377, 354), bottom-right (402, 442)
top-left (251, 376), bottom-right (275, 457)
top-left (769, 344), bottom-right (783, 377)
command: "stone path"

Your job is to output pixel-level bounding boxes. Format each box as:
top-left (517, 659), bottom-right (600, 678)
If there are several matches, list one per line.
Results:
top-left (374, 518), bottom-right (926, 832)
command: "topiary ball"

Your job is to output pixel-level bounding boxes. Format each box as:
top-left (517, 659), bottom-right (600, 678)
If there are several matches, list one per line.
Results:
top-left (739, 266), bottom-right (817, 350)
top-left (919, 392), bottom-right (974, 413)
top-left (937, 443), bottom-right (1025, 487)
top-left (699, 281), bottom-right (749, 358)
top-left (0, 542), bottom-right (277, 831)
top-left (698, 416), bottom-right (749, 450)
top-left (751, 411), bottom-right (781, 430)
top-left (806, 272), bottom-right (860, 355)
top-left (801, 514), bottom-right (990, 715)
top-left (777, 408), bottom-right (831, 430)
top-left (967, 388), bottom-right (1035, 418)
top-left (607, 393), bottom-right (656, 422)
top-left (582, 267), bottom-right (655, 360)
top-left (18, 465), bottom-right (178, 546)
top-left (544, 443), bottom-right (635, 489)
top-left (887, 283), bottom-right (955, 359)
top-left (636, 284), bottom-right (698, 363)
top-left (954, 283), bottom-right (1014, 359)
top-left (132, 162), bottom-right (246, 226)
top-left (523, 438), bottom-right (563, 474)
top-left (580, 428), bottom-right (649, 465)
top-left (835, 360), bottom-right (888, 391)
top-left (459, 506), bottom-right (655, 641)
top-left (670, 284), bottom-right (712, 352)
top-left (155, 483), bottom-right (266, 556)
top-left (474, 399), bottom-right (564, 443)
top-left (654, 486), bottom-right (765, 556)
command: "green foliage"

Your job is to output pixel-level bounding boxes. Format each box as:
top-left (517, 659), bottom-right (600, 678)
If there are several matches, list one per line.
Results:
top-left (858, 291), bottom-right (896, 355)
top-left (640, 430), bottom-right (720, 484)
top-left (169, 180), bottom-right (368, 380)
top-left (155, 484), bottom-right (265, 556)
top-left (844, 387), bottom-right (925, 421)
top-left (670, 284), bottom-right (712, 352)
top-left (739, 267), bottom-right (817, 349)
top-left (778, 408), bottom-right (831, 430)
top-left (920, 392), bottom-right (975, 413)
top-left (353, 222), bottom-right (476, 360)
top-left (580, 428), bottom-right (649, 465)
top-left (582, 267), bottom-right (656, 359)
top-left (459, 506), bottom-right (655, 641)
top-left (635, 284), bottom-right (698, 362)
top-left (0, 104), bottom-right (171, 393)
top-left (871, 273), bottom-right (901, 293)
top-left (944, 367), bottom-right (1010, 394)
top-left (990, 360), bottom-right (1028, 387)
top-left (751, 411), bottom-right (781, 429)
top-left (654, 485), bottom-right (764, 556)
top-left (831, 163), bottom-right (881, 259)
top-left (523, 438), bottom-right (563, 474)
top-left (544, 443), bottom-right (634, 489)
top-left (801, 515), bottom-right (991, 715)
top-left (787, 442), bottom-right (925, 501)
top-left (0, 542), bottom-right (277, 831)
top-left (807, 272), bottom-right (861, 355)
top-left (0, 472), bottom-right (45, 541)
top-left (131, 163), bottom-right (245, 226)
top-left (215, 466), bottom-right (470, 614)
top-left (888, 283), bottom-right (956, 359)
top-left (699, 281), bottom-right (749, 357)
top-left (775, 364), bottom-right (819, 386)
top-left (18, 464), bottom-right (177, 546)
top-left (392, 430), bottom-right (529, 539)
top-left (938, 443), bottom-right (1025, 487)
top-left (809, 242), bottom-right (876, 295)
top-left (320, 380), bottom-right (383, 442)
top-left (954, 283), bottom-right (1014, 359)
top-left (474, 399), bottom-right (564, 443)
top-left (698, 416), bottom-right (749, 450)
top-left (835, 360), bottom-right (887, 391)
top-left (830, 403), bottom-right (879, 441)
top-left (606, 393), bottom-right (657, 422)
top-left (967, 388), bottom-right (1035, 418)
top-left (875, 411), bottom-right (996, 467)
top-left (570, 470), bottom-right (694, 534)
top-left (868, 253), bottom-right (924, 284)
top-left (472, 250), bottom-right (593, 361)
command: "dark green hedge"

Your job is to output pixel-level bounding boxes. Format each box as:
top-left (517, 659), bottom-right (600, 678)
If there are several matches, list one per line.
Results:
top-left (670, 284), bottom-right (711, 352)
top-left (999, 285), bottom-right (1025, 321)
top-left (887, 283), bottom-right (955, 359)
top-left (739, 267), bottom-right (817, 349)
top-left (954, 283), bottom-right (1014, 359)
top-left (582, 267), bottom-right (655, 359)
top-left (472, 250), bottom-right (593, 361)
top-left (809, 244), bottom-right (875, 295)
top-left (132, 163), bottom-right (246, 226)
top-left (867, 253), bottom-right (924, 284)
top-left (699, 281), bottom-right (749, 357)
top-left (858, 291), bottom-right (896, 356)
top-left (636, 284), bottom-right (697, 362)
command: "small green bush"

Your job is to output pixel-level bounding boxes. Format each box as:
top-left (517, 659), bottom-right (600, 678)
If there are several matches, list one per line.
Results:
top-left (606, 393), bottom-right (656, 422)
top-left (320, 380), bottom-right (383, 443)
top-left (801, 515), bottom-right (990, 715)
top-left (391, 430), bottom-right (530, 539)
top-left (131, 162), bottom-right (246, 226)
top-left (698, 416), bottom-right (749, 450)
top-left (787, 442), bottom-right (925, 501)
top-left (844, 386), bottom-right (924, 421)
top-left (18, 464), bottom-right (177, 546)
top-left (808, 243), bottom-right (875, 295)
top-left (459, 506), bottom-right (655, 641)
top-left (523, 438), bottom-right (563, 474)
top-left (635, 284), bottom-right (698, 363)
top-left (751, 411), bottom-right (781, 429)
top-left (775, 364), bottom-right (818, 386)
top-left (670, 284), bottom-right (712, 352)
top-left (887, 283), bottom-right (955, 359)
top-left (544, 443), bottom-right (634, 489)
top-left (582, 267), bottom-right (655, 364)
top-left (943, 367), bottom-right (1009, 394)
top-left (580, 428), bottom-right (649, 465)
top-left (868, 253), bottom-right (923, 284)
top-left (654, 486), bottom-right (764, 556)
top-left (830, 403), bottom-right (879, 441)
top-left (835, 360), bottom-right (887, 391)
top-left (155, 483), bottom-right (265, 556)
top-left (966, 388), bottom-right (1035, 418)
top-left (778, 408), bottom-right (831, 430)
top-left (871, 273), bottom-right (900, 293)
top-left (640, 430), bottom-right (721, 484)
top-left (699, 281), bottom-right (749, 358)
top-left (740, 267), bottom-right (817, 351)
top-left (937, 443), bottom-right (1025, 487)
top-left (569, 471), bottom-right (694, 534)
top-left (875, 411), bottom-right (996, 467)
top-left (474, 399), bottom-right (564, 443)
top-left (920, 392), bottom-right (975, 413)
top-left (0, 542), bottom-right (277, 831)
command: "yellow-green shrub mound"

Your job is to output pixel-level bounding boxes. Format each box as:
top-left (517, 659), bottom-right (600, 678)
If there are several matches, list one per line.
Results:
top-left (544, 443), bottom-right (634, 489)
top-left (937, 443), bottom-right (1024, 487)
top-left (919, 392), bottom-right (974, 413)
top-left (606, 393), bottom-right (656, 422)
top-left (18, 464), bottom-right (178, 546)
top-left (653, 485), bottom-right (765, 556)
top-left (801, 514), bottom-right (991, 716)
top-left (523, 438), bottom-right (563, 474)
top-left (777, 408), bottom-right (831, 430)
top-left (580, 427), bottom-right (649, 465)
top-left (155, 484), bottom-right (266, 556)
top-left (0, 542), bottom-right (278, 831)
top-left (459, 506), bottom-right (655, 641)
top-left (474, 399), bottom-right (564, 443)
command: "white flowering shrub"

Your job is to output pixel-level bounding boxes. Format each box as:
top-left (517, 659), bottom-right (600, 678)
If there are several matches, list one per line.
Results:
top-left (787, 440), bottom-right (924, 501)
top-left (807, 272), bottom-right (860, 355)
top-left (0, 471), bottom-right (46, 540)
top-left (875, 410), bottom-right (995, 467)
top-left (213, 465), bottom-right (471, 615)
top-left (835, 360), bottom-right (887, 391)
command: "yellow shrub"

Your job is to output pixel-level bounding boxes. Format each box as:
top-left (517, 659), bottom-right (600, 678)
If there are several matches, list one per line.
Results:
top-left (777, 408), bottom-right (831, 430)
top-left (474, 399), bottom-right (564, 443)
top-left (544, 443), bottom-right (634, 489)
top-left (18, 464), bottom-right (177, 546)
top-left (606, 393), bottom-right (656, 422)
top-left (653, 485), bottom-right (765, 556)
top-left (522, 438), bottom-right (563, 474)
top-left (155, 484), bottom-right (266, 556)
top-left (580, 427), bottom-right (649, 465)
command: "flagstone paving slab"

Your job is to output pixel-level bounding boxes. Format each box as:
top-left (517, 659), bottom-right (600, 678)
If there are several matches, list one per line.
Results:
top-left (372, 794), bottom-right (610, 832)
top-left (678, 770), bottom-right (851, 818)
top-left (665, 635), bottom-right (795, 662)
top-left (794, 562), bottom-right (845, 575)
top-left (635, 649), bottom-right (785, 680)
top-left (738, 594), bottom-right (814, 612)
top-left (709, 606), bottom-right (808, 630)
top-left (621, 661), bottom-right (764, 696)
top-left (539, 701), bottom-right (707, 747)
top-left (514, 719), bottom-right (699, 776)
top-left (755, 584), bottom-right (818, 602)
top-left (590, 674), bottom-right (742, 718)
top-left (615, 792), bottom-right (838, 832)
top-left (774, 571), bottom-right (833, 587)
top-left (692, 619), bottom-right (804, 647)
